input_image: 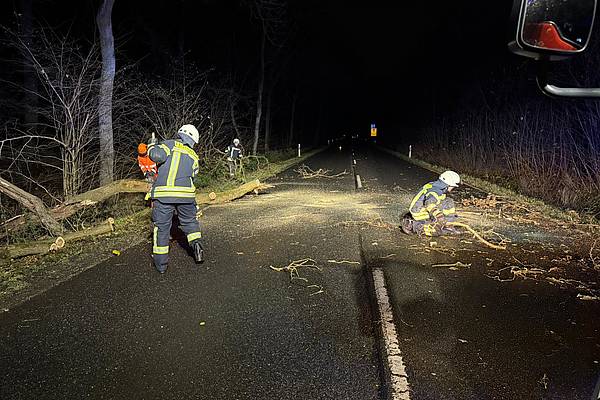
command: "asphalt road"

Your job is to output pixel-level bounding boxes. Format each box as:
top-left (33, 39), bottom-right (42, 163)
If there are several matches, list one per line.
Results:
top-left (1, 142), bottom-right (600, 400)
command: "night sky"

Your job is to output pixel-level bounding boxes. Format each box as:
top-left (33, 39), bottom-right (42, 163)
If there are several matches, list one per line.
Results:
top-left (0, 0), bottom-right (528, 143)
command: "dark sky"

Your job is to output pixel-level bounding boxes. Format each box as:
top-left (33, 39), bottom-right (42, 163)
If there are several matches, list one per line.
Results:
top-left (1, 0), bottom-right (520, 141)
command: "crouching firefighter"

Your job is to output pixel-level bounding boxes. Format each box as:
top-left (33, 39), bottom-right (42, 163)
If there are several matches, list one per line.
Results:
top-left (401, 170), bottom-right (461, 236)
top-left (147, 124), bottom-right (204, 273)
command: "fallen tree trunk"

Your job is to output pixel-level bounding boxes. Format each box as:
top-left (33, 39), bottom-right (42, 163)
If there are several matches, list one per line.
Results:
top-left (1, 178), bottom-right (268, 241)
top-left (0, 218), bottom-right (115, 260)
top-left (0, 177), bottom-right (63, 235)
top-left (196, 179), bottom-right (273, 205)
top-left (1, 179), bottom-right (149, 239)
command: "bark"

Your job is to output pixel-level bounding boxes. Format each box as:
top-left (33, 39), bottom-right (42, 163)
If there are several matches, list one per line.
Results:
top-left (252, 32), bottom-right (266, 155)
top-left (97, 0), bottom-right (116, 185)
top-left (1, 218), bottom-right (115, 260)
top-left (0, 177), bottom-right (62, 236)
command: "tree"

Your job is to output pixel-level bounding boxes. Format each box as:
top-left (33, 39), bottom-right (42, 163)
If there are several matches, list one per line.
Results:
top-left (96, 0), bottom-right (116, 185)
top-left (248, 0), bottom-right (288, 155)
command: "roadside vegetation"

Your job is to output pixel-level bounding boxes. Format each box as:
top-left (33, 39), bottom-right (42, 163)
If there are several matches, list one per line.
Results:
top-left (395, 37), bottom-right (600, 220)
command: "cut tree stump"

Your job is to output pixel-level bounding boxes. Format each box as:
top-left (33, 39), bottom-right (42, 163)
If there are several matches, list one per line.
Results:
top-left (0, 218), bottom-right (115, 260)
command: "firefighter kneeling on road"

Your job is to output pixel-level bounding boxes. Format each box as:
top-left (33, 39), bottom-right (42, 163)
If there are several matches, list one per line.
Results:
top-left (147, 124), bottom-right (204, 273)
top-left (401, 170), bottom-right (461, 236)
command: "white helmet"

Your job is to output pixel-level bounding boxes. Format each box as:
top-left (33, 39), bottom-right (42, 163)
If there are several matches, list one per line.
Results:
top-left (178, 124), bottom-right (199, 146)
top-left (439, 170), bottom-right (460, 187)
top-left (233, 138), bottom-right (240, 145)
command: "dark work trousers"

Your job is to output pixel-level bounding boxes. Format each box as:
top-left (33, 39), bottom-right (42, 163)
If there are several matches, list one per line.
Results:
top-left (412, 198), bottom-right (458, 236)
top-left (152, 200), bottom-right (202, 272)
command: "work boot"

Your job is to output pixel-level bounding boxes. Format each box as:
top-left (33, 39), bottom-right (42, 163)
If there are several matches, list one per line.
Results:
top-left (442, 226), bottom-right (462, 235)
top-left (192, 240), bottom-right (204, 264)
top-left (400, 213), bottom-right (414, 235)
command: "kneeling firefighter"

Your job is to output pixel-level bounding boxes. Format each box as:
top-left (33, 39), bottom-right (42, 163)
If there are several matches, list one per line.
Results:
top-left (148, 124), bottom-right (204, 273)
top-left (401, 170), bottom-right (461, 236)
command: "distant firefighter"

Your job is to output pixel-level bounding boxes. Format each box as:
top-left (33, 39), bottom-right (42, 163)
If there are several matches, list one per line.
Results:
top-left (225, 138), bottom-right (243, 178)
top-left (401, 171), bottom-right (461, 236)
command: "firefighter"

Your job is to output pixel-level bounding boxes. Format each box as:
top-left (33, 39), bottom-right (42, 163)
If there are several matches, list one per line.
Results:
top-left (147, 124), bottom-right (204, 273)
top-left (137, 143), bottom-right (158, 182)
top-left (225, 138), bottom-right (243, 177)
top-left (401, 170), bottom-right (461, 236)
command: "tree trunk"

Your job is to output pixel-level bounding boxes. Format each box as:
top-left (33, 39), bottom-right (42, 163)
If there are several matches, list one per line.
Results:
top-left (97, 0), bottom-right (116, 186)
top-left (287, 92), bottom-right (297, 148)
top-left (230, 91), bottom-right (241, 139)
top-left (264, 89), bottom-right (272, 153)
top-left (0, 177), bottom-right (62, 236)
top-left (252, 31), bottom-right (265, 155)
top-left (20, 0), bottom-right (38, 125)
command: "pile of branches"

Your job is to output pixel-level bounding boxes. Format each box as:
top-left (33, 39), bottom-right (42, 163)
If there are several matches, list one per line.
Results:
top-left (294, 164), bottom-right (348, 179)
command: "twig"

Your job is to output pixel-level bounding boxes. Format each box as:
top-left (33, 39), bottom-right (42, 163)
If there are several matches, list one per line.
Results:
top-left (448, 222), bottom-right (507, 250)
top-left (327, 259), bottom-right (360, 265)
top-left (269, 258), bottom-right (320, 281)
top-left (431, 262), bottom-right (471, 269)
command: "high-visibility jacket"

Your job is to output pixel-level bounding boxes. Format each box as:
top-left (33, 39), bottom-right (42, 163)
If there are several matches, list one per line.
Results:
top-left (409, 179), bottom-right (450, 221)
top-left (148, 139), bottom-right (199, 203)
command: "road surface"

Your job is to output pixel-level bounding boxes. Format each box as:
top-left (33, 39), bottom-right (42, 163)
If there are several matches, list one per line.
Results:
top-left (1, 142), bottom-right (599, 400)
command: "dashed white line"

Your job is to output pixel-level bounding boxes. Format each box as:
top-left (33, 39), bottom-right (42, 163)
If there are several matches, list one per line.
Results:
top-left (372, 268), bottom-right (411, 400)
top-left (355, 174), bottom-right (363, 189)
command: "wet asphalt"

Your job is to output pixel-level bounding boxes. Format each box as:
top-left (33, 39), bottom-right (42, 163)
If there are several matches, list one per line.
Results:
top-left (353, 143), bottom-right (600, 400)
top-left (1, 141), bottom-right (600, 400)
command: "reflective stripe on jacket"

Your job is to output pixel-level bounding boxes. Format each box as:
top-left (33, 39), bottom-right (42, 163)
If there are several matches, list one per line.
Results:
top-left (148, 139), bottom-right (199, 203)
top-left (409, 180), bottom-right (448, 221)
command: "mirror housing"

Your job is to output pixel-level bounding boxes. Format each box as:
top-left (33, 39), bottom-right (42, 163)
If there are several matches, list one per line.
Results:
top-left (508, 0), bottom-right (597, 60)
top-left (509, 0), bottom-right (600, 98)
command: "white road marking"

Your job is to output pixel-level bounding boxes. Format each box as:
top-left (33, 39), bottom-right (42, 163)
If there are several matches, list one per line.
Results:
top-left (355, 174), bottom-right (363, 189)
top-left (372, 268), bottom-right (411, 400)
top-left (353, 159), bottom-right (357, 165)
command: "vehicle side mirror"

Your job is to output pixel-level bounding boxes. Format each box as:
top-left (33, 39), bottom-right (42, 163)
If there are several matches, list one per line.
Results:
top-left (509, 0), bottom-right (597, 60)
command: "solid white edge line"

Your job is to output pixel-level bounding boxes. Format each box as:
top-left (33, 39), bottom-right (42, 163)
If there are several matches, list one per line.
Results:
top-left (372, 268), bottom-right (411, 400)
top-left (356, 174), bottom-right (363, 189)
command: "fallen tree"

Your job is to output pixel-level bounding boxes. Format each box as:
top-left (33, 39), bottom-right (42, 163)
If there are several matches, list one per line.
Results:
top-left (196, 179), bottom-right (273, 205)
top-left (1, 179), bottom-right (149, 239)
top-left (0, 177), bottom-right (64, 236)
top-left (1, 177), bottom-right (272, 257)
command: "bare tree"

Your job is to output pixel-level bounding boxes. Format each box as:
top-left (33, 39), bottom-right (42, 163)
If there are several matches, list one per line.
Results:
top-left (97, 0), bottom-right (116, 185)
top-left (1, 28), bottom-right (102, 198)
top-left (248, 0), bottom-right (288, 155)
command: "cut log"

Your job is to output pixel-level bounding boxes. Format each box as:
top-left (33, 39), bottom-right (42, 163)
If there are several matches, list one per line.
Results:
top-left (0, 177), bottom-right (62, 235)
top-left (0, 218), bottom-right (115, 260)
top-left (196, 179), bottom-right (273, 205)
